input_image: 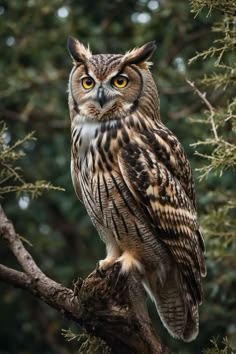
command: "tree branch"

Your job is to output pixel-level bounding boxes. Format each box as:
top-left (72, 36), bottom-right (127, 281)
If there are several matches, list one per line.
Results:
top-left (0, 203), bottom-right (171, 354)
top-left (0, 204), bottom-right (46, 278)
top-left (0, 264), bottom-right (30, 289)
top-left (186, 79), bottom-right (219, 140)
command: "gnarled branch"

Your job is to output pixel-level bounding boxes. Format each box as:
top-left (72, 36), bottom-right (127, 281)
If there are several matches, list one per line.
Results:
top-left (0, 203), bottom-right (170, 354)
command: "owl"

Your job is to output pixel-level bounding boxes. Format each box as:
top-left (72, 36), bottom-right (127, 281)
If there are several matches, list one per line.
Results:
top-left (67, 37), bottom-right (206, 342)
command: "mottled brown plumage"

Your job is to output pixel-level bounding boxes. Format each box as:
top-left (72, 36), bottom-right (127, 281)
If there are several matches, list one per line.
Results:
top-left (67, 37), bottom-right (206, 342)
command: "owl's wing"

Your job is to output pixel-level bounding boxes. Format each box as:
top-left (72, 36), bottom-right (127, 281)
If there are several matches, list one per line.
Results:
top-left (118, 136), bottom-right (206, 304)
top-left (150, 123), bottom-right (197, 209)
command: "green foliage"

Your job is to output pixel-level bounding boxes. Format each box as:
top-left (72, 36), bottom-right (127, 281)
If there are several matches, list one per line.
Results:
top-left (190, 0), bottom-right (236, 17)
top-left (203, 337), bottom-right (236, 354)
top-left (62, 329), bottom-right (111, 354)
top-left (193, 138), bottom-right (236, 180)
top-left (189, 0), bottom-right (236, 264)
top-left (201, 198), bottom-right (236, 257)
top-left (0, 121), bottom-right (63, 197)
top-left (188, 5), bottom-right (236, 179)
top-left (189, 0), bottom-right (236, 350)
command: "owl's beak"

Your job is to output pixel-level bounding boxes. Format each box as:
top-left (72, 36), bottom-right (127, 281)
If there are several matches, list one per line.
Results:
top-left (97, 86), bottom-right (106, 108)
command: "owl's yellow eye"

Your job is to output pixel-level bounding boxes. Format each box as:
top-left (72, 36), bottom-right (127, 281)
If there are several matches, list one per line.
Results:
top-left (81, 77), bottom-right (95, 90)
top-left (112, 75), bottom-right (128, 89)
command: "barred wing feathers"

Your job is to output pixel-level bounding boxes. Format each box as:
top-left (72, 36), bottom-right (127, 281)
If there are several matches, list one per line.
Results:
top-left (118, 128), bottom-right (206, 304)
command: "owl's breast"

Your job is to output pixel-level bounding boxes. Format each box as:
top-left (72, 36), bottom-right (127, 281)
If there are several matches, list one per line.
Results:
top-left (71, 114), bottom-right (101, 162)
top-left (71, 114), bottom-right (121, 202)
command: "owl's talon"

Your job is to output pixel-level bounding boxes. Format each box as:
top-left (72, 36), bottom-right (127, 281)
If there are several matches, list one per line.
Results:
top-left (96, 256), bottom-right (117, 276)
top-left (95, 262), bottom-right (106, 277)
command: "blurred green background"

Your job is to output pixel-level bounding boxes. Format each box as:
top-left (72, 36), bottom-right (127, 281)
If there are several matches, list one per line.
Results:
top-left (0, 0), bottom-right (235, 353)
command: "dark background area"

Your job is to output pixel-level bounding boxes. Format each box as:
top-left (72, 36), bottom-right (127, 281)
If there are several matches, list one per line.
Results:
top-left (0, 0), bottom-right (235, 353)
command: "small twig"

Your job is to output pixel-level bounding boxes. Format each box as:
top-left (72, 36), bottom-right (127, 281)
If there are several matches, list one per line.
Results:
top-left (0, 264), bottom-right (31, 289)
top-left (186, 79), bottom-right (219, 141)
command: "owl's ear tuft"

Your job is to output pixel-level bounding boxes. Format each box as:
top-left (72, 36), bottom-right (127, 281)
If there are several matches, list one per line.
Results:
top-left (123, 41), bottom-right (156, 68)
top-left (67, 36), bottom-right (92, 64)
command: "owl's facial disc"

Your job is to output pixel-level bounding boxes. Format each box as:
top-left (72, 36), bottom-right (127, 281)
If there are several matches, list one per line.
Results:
top-left (70, 57), bottom-right (143, 120)
top-left (76, 69), bottom-right (139, 120)
top-left (68, 38), bottom-right (158, 121)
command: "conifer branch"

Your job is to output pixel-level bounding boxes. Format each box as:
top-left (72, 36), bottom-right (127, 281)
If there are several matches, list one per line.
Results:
top-left (186, 79), bottom-right (219, 140)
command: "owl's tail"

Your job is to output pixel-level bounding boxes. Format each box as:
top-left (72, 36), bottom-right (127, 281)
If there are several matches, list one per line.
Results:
top-left (142, 267), bottom-right (199, 342)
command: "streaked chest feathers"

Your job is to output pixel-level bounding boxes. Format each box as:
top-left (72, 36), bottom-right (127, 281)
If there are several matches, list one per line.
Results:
top-left (71, 114), bottom-right (123, 209)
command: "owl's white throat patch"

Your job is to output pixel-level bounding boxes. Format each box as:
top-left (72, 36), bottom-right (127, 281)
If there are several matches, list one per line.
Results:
top-left (72, 114), bottom-right (119, 161)
top-left (72, 114), bottom-right (101, 158)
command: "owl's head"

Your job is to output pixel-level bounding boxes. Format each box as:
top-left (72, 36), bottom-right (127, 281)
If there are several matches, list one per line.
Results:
top-left (68, 37), bottom-right (157, 122)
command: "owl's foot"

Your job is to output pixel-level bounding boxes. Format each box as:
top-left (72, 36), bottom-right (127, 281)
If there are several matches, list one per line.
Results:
top-left (96, 256), bottom-right (117, 276)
